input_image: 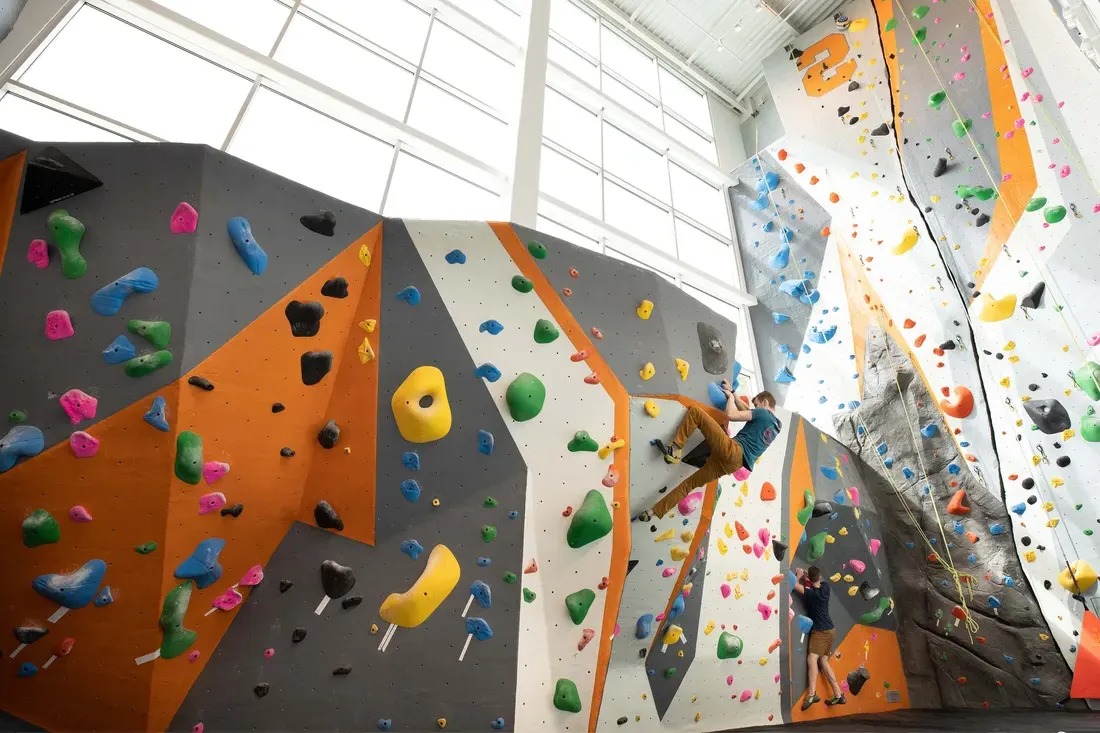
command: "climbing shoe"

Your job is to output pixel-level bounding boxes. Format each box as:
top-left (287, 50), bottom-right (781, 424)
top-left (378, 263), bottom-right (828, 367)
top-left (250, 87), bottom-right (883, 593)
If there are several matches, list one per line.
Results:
top-left (662, 442), bottom-right (682, 465)
top-left (825, 695), bottom-right (847, 707)
top-left (800, 693), bottom-right (820, 711)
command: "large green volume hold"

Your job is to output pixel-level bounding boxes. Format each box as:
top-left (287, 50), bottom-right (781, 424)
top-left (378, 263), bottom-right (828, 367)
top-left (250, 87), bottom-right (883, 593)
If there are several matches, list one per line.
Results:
top-left (553, 678), bottom-right (582, 713)
top-left (22, 509), bottom-right (59, 548)
top-left (565, 588), bottom-right (595, 625)
top-left (807, 530), bottom-right (828, 562)
top-left (567, 490), bottom-right (612, 548)
top-left (506, 372), bottom-right (546, 421)
top-left (860, 596), bottom-right (892, 625)
top-left (159, 581), bottom-right (198, 659)
top-left (1075, 362), bottom-right (1100, 400)
top-left (717, 631), bottom-right (743, 659)
top-left (175, 430), bottom-right (203, 485)
top-left (795, 489), bottom-right (815, 525)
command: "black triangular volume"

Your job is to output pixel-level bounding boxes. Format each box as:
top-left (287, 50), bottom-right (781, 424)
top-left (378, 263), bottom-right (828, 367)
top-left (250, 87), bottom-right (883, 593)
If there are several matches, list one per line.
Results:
top-left (1022, 281), bottom-right (1045, 310)
top-left (627, 559), bottom-right (639, 576)
top-left (19, 146), bottom-right (103, 214)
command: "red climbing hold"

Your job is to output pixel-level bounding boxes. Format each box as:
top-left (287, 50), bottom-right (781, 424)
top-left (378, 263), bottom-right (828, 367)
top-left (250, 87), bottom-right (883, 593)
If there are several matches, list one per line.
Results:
top-left (569, 267), bottom-right (579, 278)
top-left (571, 349), bottom-right (590, 362)
top-left (598, 576), bottom-right (609, 590)
top-left (903, 319), bottom-right (916, 329)
top-left (562, 506), bottom-right (573, 517)
top-left (562, 288), bottom-right (572, 297)
top-left (794, 163), bottom-right (806, 173)
top-left (524, 559), bottom-right (538, 574)
top-left (940, 386), bottom-right (975, 418)
top-left (591, 327), bottom-right (603, 340)
top-left (735, 521), bottom-right (749, 540)
top-left (584, 373), bottom-right (601, 385)
top-left (947, 489), bottom-right (971, 515)
top-left (777, 149), bottom-right (788, 161)
top-left (760, 482), bottom-right (776, 501)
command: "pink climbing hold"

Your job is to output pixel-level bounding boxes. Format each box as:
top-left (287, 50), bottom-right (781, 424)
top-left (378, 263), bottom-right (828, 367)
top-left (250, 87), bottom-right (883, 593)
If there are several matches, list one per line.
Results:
top-left (758, 528), bottom-right (771, 546)
top-left (757, 602), bottom-right (772, 620)
top-left (1052, 137), bottom-right (1061, 145)
top-left (850, 559), bottom-right (867, 573)
top-left (1022, 66), bottom-right (1034, 77)
top-left (27, 239), bottom-right (48, 268)
top-left (1001, 174), bottom-right (1012, 183)
top-left (999, 64), bottom-right (1007, 73)
top-left (869, 538), bottom-right (882, 555)
top-left (60, 389), bottom-right (97, 425)
top-left (1014, 118), bottom-right (1024, 129)
top-left (1035, 94), bottom-right (1043, 102)
top-left (69, 431), bottom-right (99, 458)
top-left (848, 486), bottom-right (860, 505)
top-left (263, 648), bottom-right (275, 659)
top-left (1021, 92), bottom-right (1030, 101)
top-left (678, 490), bottom-right (704, 516)
top-left (1005, 130), bottom-right (1015, 140)
top-left (739, 689), bottom-right (753, 702)
top-left (1094, 204), bottom-right (1100, 213)
top-left (732, 466), bottom-right (751, 481)
top-left (613, 623), bottom-right (620, 637)
top-left (202, 460), bottom-right (230, 484)
top-left (602, 465), bottom-right (619, 488)
top-left (960, 53), bottom-right (970, 62)
top-left (1061, 165), bottom-right (1071, 178)
top-left (752, 543), bottom-right (764, 558)
top-left (726, 675), bottom-right (734, 686)
top-left (45, 310), bottom-right (75, 341)
top-left (69, 505), bottom-right (93, 522)
top-left (656, 613), bottom-right (666, 622)
top-left (192, 724), bottom-right (204, 733)
top-left (187, 650), bottom-right (201, 662)
top-left (213, 586), bottom-right (243, 611)
top-left (577, 628), bottom-right (595, 651)
top-left (953, 72), bottom-right (965, 81)
top-left (171, 202), bottom-right (198, 234)
top-left (981, 112), bottom-right (991, 119)
top-left (720, 583), bottom-right (733, 598)
top-left (239, 564), bottom-right (265, 587)
top-left (198, 492), bottom-right (227, 515)
top-left (1089, 334), bottom-right (1100, 347)
top-left (662, 567), bottom-right (676, 577)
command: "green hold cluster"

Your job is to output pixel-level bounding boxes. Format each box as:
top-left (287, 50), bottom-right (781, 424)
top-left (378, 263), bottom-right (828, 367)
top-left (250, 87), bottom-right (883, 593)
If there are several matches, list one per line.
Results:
top-left (136, 542), bottom-right (158, 554)
top-left (125, 350), bottom-right (173, 378)
top-left (481, 524), bottom-right (498, 543)
top-left (506, 372), bottom-right (546, 422)
top-left (928, 90), bottom-right (946, 110)
top-left (912, 26), bottom-right (927, 44)
top-left (1044, 205), bottom-right (1067, 224)
top-left (7, 409), bottom-right (26, 423)
top-left (795, 489), bottom-right (815, 525)
top-left (47, 209), bottom-right (87, 280)
top-left (523, 587), bottom-right (536, 602)
top-left (22, 509), bottom-right (59, 548)
top-left (503, 571), bottom-right (517, 584)
top-left (553, 678), bottom-right (582, 713)
top-left (527, 240), bottom-right (548, 259)
top-left (955, 184), bottom-right (997, 201)
top-left (567, 431), bottom-right (599, 452)
top-left (128, 319), bottom-right (172, 349)
top-left (860, 596), bottom-right (892, 624)
top-left (807, 530), bottom-right (828, 562)
top-left (533, 319), bottom-right (560, 344)
top-left (717, 631), bottom-right (743, 659)
top-left (511, 275), bottom-right (534, 293)
top-left (567, 490), bottom-right (613, 548)
top-left (159, 581), bottom-right (198, 659)
top-left (175, 430), bottom-right (204, 485)
top-left (1025, 196), bottom-right (1047, 212)
top-left (565, 588), bottom-right (595, 624)
top-left (951, 118), bottom-right (972, 138)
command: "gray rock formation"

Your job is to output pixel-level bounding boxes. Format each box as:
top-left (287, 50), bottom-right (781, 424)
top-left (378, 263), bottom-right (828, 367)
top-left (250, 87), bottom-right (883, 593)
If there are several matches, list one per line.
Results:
top-left (834, 329), bottom-right (1074, 708)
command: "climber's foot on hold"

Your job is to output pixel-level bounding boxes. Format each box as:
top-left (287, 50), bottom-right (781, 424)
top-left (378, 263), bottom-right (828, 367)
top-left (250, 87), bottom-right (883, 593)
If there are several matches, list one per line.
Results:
top-left (663, 442), bottom-right (682, 465)
top-left (825, 695), bottom-right (846, 707)
top-left (801, 693), bottom-right (820, 711)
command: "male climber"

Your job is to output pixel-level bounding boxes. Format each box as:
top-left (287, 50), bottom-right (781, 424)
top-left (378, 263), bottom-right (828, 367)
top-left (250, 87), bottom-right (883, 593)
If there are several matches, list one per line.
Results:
top-left (638, 382), bottom-right (781, 521)
top-left (793, 566), bottom-right (846, 710)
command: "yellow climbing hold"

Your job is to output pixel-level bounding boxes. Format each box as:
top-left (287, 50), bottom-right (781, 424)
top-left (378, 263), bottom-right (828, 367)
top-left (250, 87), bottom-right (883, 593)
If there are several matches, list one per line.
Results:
top-left (392, 366), bottom-right (452, 443)
top-left (830, 573), bottom-right (842, 583)
top-left (637, 299), bottom-right (654, 320)
top-left (1025, 550), bottom-right (1036, 562)
top-left (663, 625), bottom-right (683, 645)
top-left (838, 527), bottom-right (849, 536)
top-left (724, 523), bottom-right (733, 538)
top-left (758, 657), bottom-right (768, 666)
top-left (694, 713), bottom-right (702, 723)
top-left (739, 483), bottom-right (749, 496)
top-left (655, 528), bottom-right (675, 542)
top-left (825, 534), bottom-right (836, 544)
top-left (999, 377), bottom-right (1011, 388)
top-left (930, 195), bottom-right (940, 203)
top-left (733, 584), bottom-right (744, 599)
top-left (370, 623), bottom-right (379, 635)
top-left (644, 400), bottom-right (660, 418)
top-left (1046, 518), bottom-right (1060, 528)
top-left (379, 544), bottom-right (460, 627)
top-left (978, 292), bottom-right (1017, 322)
top-left (848, 586), bottom-right (859, 596)
top-left (640, 362), bottom-right (655, 380)
top-left (359, 319), bottom-right (376, 332)
top-left (1063, 429), bottom-right (1076, 441)
top-left (843, 574), bottom-right (854, 583)
top-left (358, 242), bottom-right (372, 268)
top-left (734, 496), bottom-right (743, 507)
top-left (670, 546), bottom-right (688, 561)
top-left (893, 227), bottom-right (919, 255)
top-left (598, 437), bottom-right (625, 460)
top-left (740, 568), bottom-right (749, 581)
top-left (1044, 501), bottom-right (1055, 512)
top-left (681, 530), bottom-right (694, 542)
top-left (357, 337), bottom-right (376, 365)
top-left (675, 358), bottom-right (689, 380)
top-left (1058, 560), bottom-right (1097, 593)
top-left (1003, 341), bottom-right (1016, 351)
top-left (704, 620), bottom-right (715, 635)
top-left (677, 650), bottom-right (684, 657)
top-left (1051, 478), bottom-right (1064, 488)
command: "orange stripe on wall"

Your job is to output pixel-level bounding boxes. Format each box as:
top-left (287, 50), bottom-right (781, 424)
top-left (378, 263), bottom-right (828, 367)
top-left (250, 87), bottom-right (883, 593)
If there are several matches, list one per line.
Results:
top-left (835, 241), bottom-right (870, 396)
top-left (787, 418), bottom-right (814, 560)
top-left (488, 222), bottom-right (630, 733)
top-left (0, 151), bottom-right (26, 271)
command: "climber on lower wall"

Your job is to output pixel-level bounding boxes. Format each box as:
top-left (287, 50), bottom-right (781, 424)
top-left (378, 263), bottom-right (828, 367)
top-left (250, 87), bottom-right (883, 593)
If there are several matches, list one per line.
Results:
top-left (793, 566), bottom-right (846, 710)
top-left (638, 384), bottom-right (781, 521)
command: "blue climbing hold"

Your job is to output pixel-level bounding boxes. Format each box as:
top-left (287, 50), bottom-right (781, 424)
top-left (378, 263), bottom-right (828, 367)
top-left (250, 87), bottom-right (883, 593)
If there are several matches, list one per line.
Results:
top-left (883, 457), bottom-right (894, 468)
top-left (768, 244), bottom-right (790, 269)
top-left (471, 580), bottom-right (492, 608)
top-left (990, 524), bottom-right (1005, 535)
top-left (920, 423), bottom-right (938, 438)
top-left (445, 249), bottom-right (467, 264)
top-left (807, 325), bottom-right (836, 344)
top-left (33, 559), bottom-right (107, 609)
top-left (377, 720), bottom-right (392, 731)
top-left (803, 270), bottom-right (816, 280)
top-left (959, 441), bottom-right (970, 448)
top-left (466, 617), bottom-right (493, 641)
top-left (905, 541), bottom-right (916, 549)
top-left (749, 192), bottom-right (770, 211)
top-left (636, 613), bottom-right (654, 639)
top-left (799, 289), bottom-right (821, 306)
top-left (491, 718), bottom-right (506, 730)
top-left (779, 344), bottom-right (791, 355)
top-left (144, 395), bottom-right (169, 432)
top-left (967, 553), bottom-right (977, 563)
top-left (952, 520), bottom-right (963, 533)
top-left (400, 539), bottom-right (424, 560)
top-left (668, 594), bottom-right (685, 620)
top-left (173, 538), bottom-right (225, 589)
top-left (508, 510), bottom-right (519, 519)
top-left (91, 267), bottom-right (158, 316)
top-left (902, 467), bottom-right (914, 479)
top-left (802, 344), bottom-right (811, 354)
top-left (779, 279), bottom-right (807, 299)
top-left (395, 286), bottom-right (421, 305)
top-left (478, 430), bottom-right (494, 456)
top-left (763, 221), bottom-right (775, 233)
top-left (102, 334), bottom-right (136, 364)
top-left (780, 227), bottom-right (793, 243)
top-left (757, 170), bottom-right (779, 192)
top-left (1011, 502), bottom-right (1026, 515)
top-left (94, 585), bottom-right (113, 607)
top-left (1029, 677), bottom-right (1041, 686)
top-left (817, 396), bottom-right (827, 404)
top-left (1003, 653), bottom-right (1015, 664)
top-left (876, 442), bottom-right (888, 455)
top-left (0, 425), bottom-right (44, 473)
top-left (707, 381), bottom-right (728, 409)
top-left (773, 312), bottom-right (790, 324)
top-left (475, 363), bottom-right (502, 382)
top-left (775, 366), bottom-right (796, 383)
top-left (857, 426), bottom-right (866, 436)
top-left (947, 463), bottom-right (960, 475)
top-left (988, 596), bottom-right (1001, 611)
top-left (17, 663), bottom-right (37, 678)
top-left (402, 452), bottom-right (420, 471)
top-left (400, 479), bottom-right (421, 502)
top-left (1004, 576), bottom-right (1015, 587)
top-left (227, 217), bottom-right (267, 275)
top-left (477, 557), bottom-right (491, 566)
top-left (820, 465), bottom-right (838, 480)
top-left (479, 320), bottom-right (504, 335)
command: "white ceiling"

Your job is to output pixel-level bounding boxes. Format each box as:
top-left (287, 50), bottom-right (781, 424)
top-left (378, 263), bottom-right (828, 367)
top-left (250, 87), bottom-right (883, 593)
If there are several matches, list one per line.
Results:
top-left (597, 0), bottom-right (848, 104)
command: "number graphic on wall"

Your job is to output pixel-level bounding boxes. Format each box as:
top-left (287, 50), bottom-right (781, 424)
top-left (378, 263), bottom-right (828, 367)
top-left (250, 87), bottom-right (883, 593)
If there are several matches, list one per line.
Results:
top-left (797, 33), bottom-right (856, 97)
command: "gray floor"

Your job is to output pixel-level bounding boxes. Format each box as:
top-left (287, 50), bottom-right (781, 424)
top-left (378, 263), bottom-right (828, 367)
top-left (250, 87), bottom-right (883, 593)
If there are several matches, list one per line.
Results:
top-left (736, 709), bottom-right (1100, 732)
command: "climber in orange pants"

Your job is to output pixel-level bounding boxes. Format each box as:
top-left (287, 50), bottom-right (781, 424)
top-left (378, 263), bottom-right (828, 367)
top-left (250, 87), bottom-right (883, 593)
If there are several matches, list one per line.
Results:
top-left (639, 383), bottom-right (781, 520)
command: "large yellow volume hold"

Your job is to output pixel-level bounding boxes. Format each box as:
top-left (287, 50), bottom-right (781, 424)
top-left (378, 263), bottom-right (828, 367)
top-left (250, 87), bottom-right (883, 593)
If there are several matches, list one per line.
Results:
top-left (892, 227), bottom-right (919, 255)
top-left (1058, 560), bottom-right (1097, 593)
top-left (978, 293), bottom-right (1017, 322)
top-left (379, 544), bottom-right (460, 627)
top-left (392, 366), bottom-right (452, 443)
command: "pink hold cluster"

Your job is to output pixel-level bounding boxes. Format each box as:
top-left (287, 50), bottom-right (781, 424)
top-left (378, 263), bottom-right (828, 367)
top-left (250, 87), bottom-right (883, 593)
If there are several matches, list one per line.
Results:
top-left (60, 389), bottom-right (97, 425)
top-left (69, 431), bottom-right (99, 458)
top-left (198, 491), bottom-right (227, 515)
top-left (69, 505), bottom-right (93, 522)
top-left (677, 490), bottom-right (704, 516)
top-left (46, 310), bottom-right (75, 341)
top-left (213, 587), bottom-right (243, 611)
top-left (202, 460), bottom-right (230, 484)
top-left (238, 564), bottom-right (264, 587)
top-left (27, 239), bottom-right (48, 268)
top-left (850, 559), bottom-right (867, 573)
top-left (171, 202), bottom-right (199, 234)
top-left (758, 528), bottom-right (770, 545)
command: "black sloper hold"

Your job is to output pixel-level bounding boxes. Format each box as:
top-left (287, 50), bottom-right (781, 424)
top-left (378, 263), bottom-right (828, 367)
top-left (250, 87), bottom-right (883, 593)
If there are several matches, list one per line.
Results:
top-left (618, 717), bottom-right (628, 725)
top-left (321, 276), bottom-right (349, 298)
top-left (871, 122), bottom-right (890, 136)
top-left (772, 539), bottom-right (787, 562)
top-left (812, 501), bottom-right (833, 517)
top-left (279, 580), bottom-right (294, 592)
top-left (975, 212), bottom-right (991, 227)
top-left (320, 559), bottom-right (355, 598)
top-left (314, 500), bottom-right (344, 531)
top-left (292, 627), bottom-right (307, 643)
top-left (300, 209), bottom-right (336, 237)
top-left (933, 158), bottom-right (947, 177)
top-left (318, 419), bottom-right (340, 449)
top-left (220, 503), bottom-right (244, 517)
top-left (1022, 536), bottom-right (1031, 546)
top-left (848, 80), bottom-right (860, 91)
top-left (301, 350), bottom-right (334, 386)
top-left (284, 300), bottom-right (325, 337)
top-left (341, 595), bottom-right (363, 610)
top-left (847, 666), bottom-right (870, 695)
top-left (1022, 477), bottom-right (1035, 490)
top-left (254, 683), bottom-right (270, 698)
top-left (272, 402), bottom-right (285, 413)
top-left (938, 340), bottom-right (956, 350)
top-left (280, 447), bottom-right (295, 457)
top-left (1027, 495), bottom-right (1038, 505)
top-left (1044, 579), bottom-right (1052, 590)
top-left (1057, 456), bottom-right (1071, 467)
top-left (1022, 281), bottom-right (1045, 310)
top-left (848, 117), bottom-right (859, 126)
top-left (13, 625), bottom-right (48, 644)
top-left (1023, 398), bottom-right (1071, 434)
top-left (333, 666), bottom-right (352, 676)
top-left (837, 105), bottom-right (850, 117)
top-left (188, 376), bottom-right (214, 391)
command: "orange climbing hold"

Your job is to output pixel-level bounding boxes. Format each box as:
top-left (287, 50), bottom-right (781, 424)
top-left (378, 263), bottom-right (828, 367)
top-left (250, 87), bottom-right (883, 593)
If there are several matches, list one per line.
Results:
top-left (742, 544), bottom-right (753, 554)
top-left (794, 163), bottom-right (806, 173)
top-left (966, 532), bottom-right (980, 543)
top-left (940, 386), bottom-right (975, 418)
top-left (809, 176), bottom-right (820, 185)
top-left (777, 149), bottom-right (788, 161)
top-left (735, 521), bottom-right (749, 540)
top-left (914, 334), bottom-right (926, 347)
top-left (820, 226), bottom-right (830, 237)
top-left (760, 482), bottom-right (776, 501)
top-left (947, 489), bottom-right (971, 516)
top-left (903, 318), bottom-right (916, 329)
top-left (828, 192), bottom-right (840, 203)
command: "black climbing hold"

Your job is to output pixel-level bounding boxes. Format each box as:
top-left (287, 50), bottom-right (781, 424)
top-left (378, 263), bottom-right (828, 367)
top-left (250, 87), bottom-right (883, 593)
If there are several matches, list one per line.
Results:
top-left (254, 683), bottom-right (270, 698)
top-left (617, 717), bottom-right (628, 725)
top-left (924, 207), bottom-right (932, 213)
top-left (220, 503), bottom-right (244, 518)
top-left (970, 208), bottom-right (980, 216)
top-left (1022, 281), bottom-right (1045, 309)
top-left (837, 106), bottom-right (850, 117)
top-left (320, 559), bottom-right (355, 598)
top-left (859, 581), bottom-right (880, 600)
top-left (772, 539), bottom-right (787, 561)
top-left (1023, 398), bottom-right (1071, 434)
top-left (812, 501), bottom-right (833, 518)
top-left (292, 627), bottom-right (307, 643)
top-left (932, 158), bottom-right (947, 177)
top-left (284, 300), bottom-right (325, 337)
top-left (272, 403), bottom-right (285, 413)
top-left (1030, 652), bottom-right (1045, 666)
top-left (1057, 456), bottom-right (1070, 467)
top-left (848, 117), bottom-right (859, 126)
top-left (13, 625), bottom-right (48, 645)
top-left (188, 376), bottom-right (214, 391)
top-left (301, 350), bottom-right (334, 386)
top-left (847, 666), bottom-right (870, 695)
top-left (300, 209), bottom-right (336, 237)
top-left (1021, 536), bottom-right (1031, 546)
top-left (280, 447), bottom-right (295, 457)
top-left (871, 123), bottom-right (890, 136)
top-left (318, 419), bottom-right (340, 449)
top-left (975, 212), bottom-right (990, 227)
top-left (1044, 579), bottom-right (1052, 590)
top-left (341, 595), bottom-right (363, 610)
top-left (697, 322), bottom-right (730, 375)
top-left (627, 559), bottom-right (640, 575)
top-left (847, 81), bottom-right (859, 91)
top-left (1022, 477), bottom-right (1035, 490)
top-left (333, 665), bottom-right (352, 675)
top-left (321, 277), bottom-right (349, 298)
top-left (638, 648), bottom-right (647, 659)
top-left (1028, 384), bottom-right (1039, 392)
top-left (938, 340), bottom-right (956, 350)
top-left (279, 580), bottom-right (294, 592)
top-left (1027, 495), bottom-right (1038, 505)
top-left (314, 500), bottom-right (344, 531)
top-left (19, 146), bottom-right (103, 215)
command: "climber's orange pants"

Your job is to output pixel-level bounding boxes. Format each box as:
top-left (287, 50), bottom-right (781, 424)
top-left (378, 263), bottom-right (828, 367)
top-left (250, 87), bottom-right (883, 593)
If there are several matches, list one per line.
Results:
top-left (651, 406), bottom-right (742, 518)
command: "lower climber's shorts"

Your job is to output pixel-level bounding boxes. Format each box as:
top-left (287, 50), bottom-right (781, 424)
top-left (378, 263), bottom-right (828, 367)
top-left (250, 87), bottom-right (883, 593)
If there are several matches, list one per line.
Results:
top-left (808, 629), bottom-right (836, 656)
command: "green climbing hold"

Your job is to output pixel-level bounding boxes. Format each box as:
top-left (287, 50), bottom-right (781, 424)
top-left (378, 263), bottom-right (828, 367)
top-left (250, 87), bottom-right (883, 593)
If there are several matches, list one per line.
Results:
top-left (717, 631), bottom-right (743, 659)
top-left (859, 596), bottom-right (892, 624)
top-left (482, 525), bottom-right (498, 543)
top-left (796, 489), bottom-right (815, 525)
top-left (553, 678), bottom-right (582, 713)
top-left (567, 489), bottom-right (613, 548)
top-left (807, 530), bottom-right (828, 562)
top-left (1025, 196), bottom-right (1047, 212)
top-left (523, 587), bottom-right (536, 602)
top-left (136, 542), bottom-right (158, 554)
top-left (7, 410), bottom-right (26, 423)
top-left (928, 90), bottom-right (946, 110)
top-left (567, 431), bottom-right (599, 452)
top-left (912, 26), bottom-right (927, 44)
top-left (1044, 205), bottom-right (1067, 224)
top-left (128, 319), bottom-right (171, 349)
top-left (503, 571), bottom-right (517, 584)
top-left (565, 588), bottom-right (596, 625)
top-left (527, 240), bottom-right (547, 259)
top-left (159, 580), bottom-right (198, 659)
top-left (533, 319), bottom-right (560, 344)
top-left (512, 275), bottom-right (534, 293)
top-left (1082, 406), bottom-right (1100, 441)
top-left (47, 209), bottom-right (87, 279)
top-left (174, 430), bottom-right (203, 485)
top-left (124, 350), bottom-right (173, 378)
top-left (663, 667), bottom-right (677, 678)
top-left (952, 118), bottom-right (972, 138)
top-left (1086, 529), bottom-right (1094, 536)
top-left (506, 372), bottom-right (546, 422)
top-left (912, 5), bottom-right (929, 19)
top-left (956, 185), bottom-right (996, 201)
top-left (884, 18), bottom-right (897, 31)
top-left (1073, 362), bottom-right (1100, 400)
top-left (21, 509), bottom-right (59, 548)
top-left (483, 496), bottom-right (498, 507)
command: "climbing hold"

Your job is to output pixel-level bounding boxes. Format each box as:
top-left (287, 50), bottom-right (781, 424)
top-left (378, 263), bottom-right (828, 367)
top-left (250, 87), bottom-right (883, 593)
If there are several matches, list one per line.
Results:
top-left (639, 362), bottom-right (655, 381)
top-left (6, 410), bottom-right (25, 424)
top-left (506, 372), bottom-right (546, 422)
top-left (772, 539), bottom-right (787, 561)
top-left (58, 389), bottom-right (97, 426)
top-left (46, 210), bottom-right (88, 279)
top-left (400, 539), bottom-right (424, 561)
top-left (678, 490), bottom-right (704, 516)
top-left (44, 309), bottom-right (75, 341)
top-left (479, 320), bottom-right (504, 335)
top-left (211, 587), bottom-right (242, 612)
top-left (951, 117), bottom-right (971, 138)
top-left (402, 452), bottom-right (420, 471)
top-left (637, 299), bottom-right (654, 319)
top-left (136, 542), bottom-right (158, 554)
top-left (807, 531), bottom-right (828, 562)
top-left (1044, 206), bottom-right (1067, 224)
top-left (933, 158), bottom-right (948, 178)
top-left (478, 430), bottom-right (494, 456)
top-left (565, 589), bottom-right (595, 624)
top-left (1023, 398), bottom-right (1071, 434)
top-left (69, 431), bottom-right (99, 458)
top-left (553, 679), bottom-right (582, 713)
top-left (314, 500), bottom-right (344, 531)
top-left (812, 501), bottom-right (833, 517)
top-left (568, 431), bottom-right (598, 452)
top-left (144, 395), bottom-right (169, 432)
top-left (717, 631), bottom-right (743, 659)
top-left (533, 319), bottom-right (560, 344)
top-left (226, 217), bottom-right (267, 275)
top-left (567, 490), bottom-right (612, 548)
top-left (27, 238), bottom-right (48, 269)
top-left (636, 614), bottom-right (654, 639)
top-left (1083, 406), bottom-right (1100, 441)
top-left (947, 490), bottom-right (970, 515)
top-left (22, 509), bottom-right (60, 548)
top-left (33, 559), bottom-right (106, 609)
top-left (796, 490), bottom-right (815, 525)
top-left (697, 322), bottom-right (730, 375)
top-left (602, 465), bottom-right (619, 487)
top-left (299, 209), bottom-right (335, 236)
top-left (94, 586), bottom-right (113, 607)
top-left (253, 684), bottom-right (269, 698)
top-left (175, 430), bottom-right (203, 485)
top-left (893, 227), bottom-right (919, 255)
top-left (284, 300), bottom-right (325, 338)
top-left (301, 350), bottom-right (334, 385)
top-left (859, 596), bottom-right (891, 624)
top-left (511, 275), bottom-right (534, 293)
top-left (807, 325), bottom-right (836, 344)
top-left (91, 267), bottom-right (161, 318)
top-left (1073, 362), bottom-right (1100, 400)
top-left (474, 363), bottom-right (502, 382)
top-left (643, 400), bottom-right (660, 418)
top-left (847, 666), bottom-right (870, 695)
top-left (940, 386), bottom-right (974, 418)
top-left (471, 580), bottom-right (492, 608)
top-left (820, 465), bottom-right (838, 480)
top-left (400, 479), bottom-right (421, 502)
top-left (321, 277), bottom-right (349, 298)
top-left (379, 544), bottom-right (459, 627)
top-left (445, 249), bottom-right (466, 264)
top-left (1021, 282), bottom-right (1045, 310)
top-left (978, 293), bottom-right (1016, 322)
top-left (202, 461), bottom-right (229, 485)
top-left (342, 595), bottom-right (362, 609)
top-left (481, 525), bottom-right (498, 543)
top-left (1058, 561), bottom-right (1097, 593)
top-left (159, 581), bottom-right (198, 659)
top-left (174, 538), bottom-right (224, 589)
top-left (124, 350), bottom-right (174, 378)
top-left (69, 505), bottom-right (93, 523)
top-left (321, 560), bottom-right (356, 599)
top-left (166, 202), bottom-right (200, 235)
top-left (395, 286), bottom-right (421, 305)
top-left (392, 366), bottom-right (452, 442)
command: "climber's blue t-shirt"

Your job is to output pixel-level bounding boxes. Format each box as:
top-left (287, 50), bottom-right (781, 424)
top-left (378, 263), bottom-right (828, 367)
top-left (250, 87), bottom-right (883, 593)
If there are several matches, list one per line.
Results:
top-left (730, 408), bottom-right (782, 470)
top-left (802, 582), bottom-right (835, 631)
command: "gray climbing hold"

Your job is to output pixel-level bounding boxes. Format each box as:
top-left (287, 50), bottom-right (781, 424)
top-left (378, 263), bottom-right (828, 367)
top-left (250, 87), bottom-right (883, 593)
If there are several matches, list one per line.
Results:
top-left (812, 501), bottom-right (833, 517)
top-left (848, 80), bottom-right (860, 91)
top-left (697, 322), bottom-right (730, 375)
top-left (847, 665), bottom-right (870, 695)
top-left (975, 212), bottom-right (990, 227)
top-left (933, 158), bottom-right (947, 177)
top-left (1023, 398), bottom-right (1071, 434)
top-left (871, 122), bottom-right (890, 136)
top-left (318, 420), bottom-right (340, 449)
top-left (292, 627), bottom-right (307, 643)
top-left (1022, 281), bottom-right (1045, 310)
